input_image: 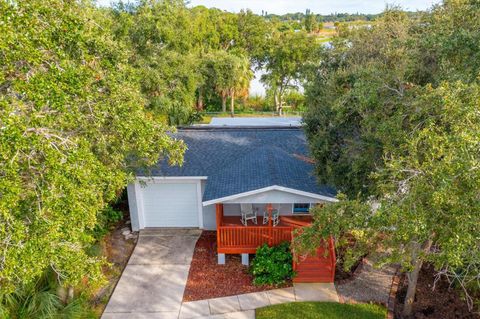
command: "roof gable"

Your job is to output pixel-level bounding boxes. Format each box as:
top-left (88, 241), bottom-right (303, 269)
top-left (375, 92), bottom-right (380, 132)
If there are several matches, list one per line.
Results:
top-left (203, 186), bottom-right (339, 206)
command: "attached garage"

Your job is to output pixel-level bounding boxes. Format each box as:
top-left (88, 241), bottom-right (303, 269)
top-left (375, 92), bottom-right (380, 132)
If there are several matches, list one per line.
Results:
top-left (127, 178), bottom-right (204, 230)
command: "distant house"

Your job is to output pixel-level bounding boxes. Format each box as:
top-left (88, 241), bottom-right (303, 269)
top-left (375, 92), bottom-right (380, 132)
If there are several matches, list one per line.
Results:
top-left (127, 119), bottom-right (337, 282)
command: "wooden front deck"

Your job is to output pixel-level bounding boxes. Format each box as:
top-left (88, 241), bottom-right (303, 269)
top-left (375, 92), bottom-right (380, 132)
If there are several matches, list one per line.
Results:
top-left (216, 205), bottom-right (312, 254)
top-left (215, 203), bottom-right (336, 283)
top-left (218, 225), bottom-right (294, 254)
top-left (221, 216), bottom-right (301, 227)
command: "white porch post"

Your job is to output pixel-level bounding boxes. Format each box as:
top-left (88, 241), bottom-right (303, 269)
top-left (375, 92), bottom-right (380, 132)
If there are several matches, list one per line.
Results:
top-left (241, 253), bottom-right (249, 266)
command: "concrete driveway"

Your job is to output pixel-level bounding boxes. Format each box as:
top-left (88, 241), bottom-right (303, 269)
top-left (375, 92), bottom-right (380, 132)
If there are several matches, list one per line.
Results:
top-left (102, 229), bottom-right (201, 319)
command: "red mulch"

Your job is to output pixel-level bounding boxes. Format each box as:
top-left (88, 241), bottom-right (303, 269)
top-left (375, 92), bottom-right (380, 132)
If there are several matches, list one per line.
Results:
top-left (395, 264), bottom-right (480, 319)
top-left (183, 231), bottom-right (292, 302)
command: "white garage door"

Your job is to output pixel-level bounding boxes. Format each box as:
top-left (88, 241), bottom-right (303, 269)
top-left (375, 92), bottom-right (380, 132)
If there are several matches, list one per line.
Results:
top-left (141, 182), bottom-right (199, 227)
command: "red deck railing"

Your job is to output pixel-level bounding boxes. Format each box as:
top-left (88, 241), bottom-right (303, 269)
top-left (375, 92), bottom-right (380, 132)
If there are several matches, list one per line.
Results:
top-left (214, 203), bottom-right (335, 282)
top-left (217, 226), bottom-right (294, 254)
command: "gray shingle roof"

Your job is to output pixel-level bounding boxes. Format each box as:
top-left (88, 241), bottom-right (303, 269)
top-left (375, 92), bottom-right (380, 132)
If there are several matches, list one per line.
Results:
top-left (141, 127), bottom-right (336, 202)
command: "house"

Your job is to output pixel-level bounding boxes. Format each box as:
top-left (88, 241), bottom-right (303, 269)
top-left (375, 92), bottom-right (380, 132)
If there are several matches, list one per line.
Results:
top-left (127, 122), bottom-right (337, 282)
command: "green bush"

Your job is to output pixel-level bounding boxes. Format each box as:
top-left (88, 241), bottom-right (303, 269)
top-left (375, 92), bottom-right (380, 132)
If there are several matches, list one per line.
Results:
top-left (244, 95), bottom-right (268, 111)
top-left (0, 271), bottom-right (96, 319)
top-left (250, 242), bottom-right (295, 285)
top-left (92, 206), bottom-right (123, 240)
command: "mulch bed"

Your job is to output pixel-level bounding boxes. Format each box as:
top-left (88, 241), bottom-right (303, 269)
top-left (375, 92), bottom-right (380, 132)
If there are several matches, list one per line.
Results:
top-left (183, 231), bottom-right (292, 302)
top-left (395, 264), bottom-right (480, 319)
top-left (92, 197), bottom-right (137, 314)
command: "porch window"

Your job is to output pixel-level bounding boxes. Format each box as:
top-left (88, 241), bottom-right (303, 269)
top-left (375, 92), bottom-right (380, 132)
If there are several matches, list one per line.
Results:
top-left (293, 203), bottom-right (311, 214)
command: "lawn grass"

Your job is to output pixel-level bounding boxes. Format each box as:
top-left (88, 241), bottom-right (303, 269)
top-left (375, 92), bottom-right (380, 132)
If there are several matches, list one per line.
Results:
top-left (256, 302), bottom-right (387, 319)
top-left (197, 111), bottom-right (302, 124)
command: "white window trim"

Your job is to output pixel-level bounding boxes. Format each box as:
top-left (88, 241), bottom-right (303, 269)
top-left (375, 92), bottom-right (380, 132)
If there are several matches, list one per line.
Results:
top-left (292, 203), bottom-right (312, 214)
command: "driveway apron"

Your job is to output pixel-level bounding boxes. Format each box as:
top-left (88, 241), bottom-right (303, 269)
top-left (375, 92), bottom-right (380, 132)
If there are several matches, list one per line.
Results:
top-left (102, 229), bottom-right (201, 319)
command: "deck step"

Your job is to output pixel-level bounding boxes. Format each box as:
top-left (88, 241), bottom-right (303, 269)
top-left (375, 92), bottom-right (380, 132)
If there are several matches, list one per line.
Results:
top-left (297, 257), bottom-right (330, 263)
top-left (296, 264), bottom-right (333, 271)
top-left (297, 260), bottom-right (332, 268)
top-left (294, 275), bottom-right (333, 283)
top-left (292, 237), bottom-right (336, 283)
top-left (296, 268), bottom-right (333, 276)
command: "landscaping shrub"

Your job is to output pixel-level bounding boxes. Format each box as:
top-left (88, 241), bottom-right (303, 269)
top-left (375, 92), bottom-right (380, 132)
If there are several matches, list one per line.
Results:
top-left (0, 271), bottom-right (96, 319)
top-left (92, 207), bottom-right (123, 240)
top-left (250, 242), bottom-right (295, 285)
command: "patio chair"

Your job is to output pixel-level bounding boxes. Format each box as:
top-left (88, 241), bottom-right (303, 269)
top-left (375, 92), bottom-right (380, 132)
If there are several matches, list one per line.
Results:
top-left (240, 204), bottom-right (257, 226)
top-left (262, 209), bottom-right (280, 226)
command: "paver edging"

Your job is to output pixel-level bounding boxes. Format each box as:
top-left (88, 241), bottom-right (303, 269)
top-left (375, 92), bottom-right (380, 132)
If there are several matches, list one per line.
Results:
top-left (386, 266), bottom-right (401, 319)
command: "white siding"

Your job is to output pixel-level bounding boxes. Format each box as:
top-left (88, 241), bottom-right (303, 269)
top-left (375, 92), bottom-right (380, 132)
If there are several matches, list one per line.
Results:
top-left (222, 189), bottom-right (325, 204)
top-left (202, 204), bottom-right (216, 230)
top-left (140, 182), bottom-right (199, 228)
top-left (127, 183), bottom-right (140, 231)
top-left (223, 203), bottom-right (306, 216)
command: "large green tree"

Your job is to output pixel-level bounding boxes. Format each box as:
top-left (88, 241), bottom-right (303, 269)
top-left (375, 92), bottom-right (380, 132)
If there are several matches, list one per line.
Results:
top-left (229, 55), bottom-right (253, 115)
top-left (112, 1), bottom-right (261, 117)
top-left (113, 0), bottom-right (202, 125)
top-left (304, 9), bottom-right (319, 33)
top-left (300, 2), bottom-right (480, 317)
top-left (0, 0), bottom-right (184, 293)
top-left (203, 51), bottom-right (252, 113)
top-left (303, 9), bottom-right (413, 197)
top-left (260, 31), bottom-right (320, 114)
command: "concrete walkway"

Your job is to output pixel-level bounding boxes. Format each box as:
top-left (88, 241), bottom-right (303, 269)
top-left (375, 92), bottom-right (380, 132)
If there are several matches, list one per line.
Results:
top-left (337, 258), bottom-right (397, 305)
top-left (102, 228), bottom-right (339, 319)
top-left (179, 283), bottom-right (339, 319)
top-left (102, 229), bottom-right (202, 319)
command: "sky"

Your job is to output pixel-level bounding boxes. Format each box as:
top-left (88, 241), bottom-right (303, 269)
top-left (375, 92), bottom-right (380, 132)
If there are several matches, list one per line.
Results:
top-left (97, 0), bottom-right (440, 14)
top-left (98, 0), bottom-right (440, 14)
top-left (187, 0), bottom-right (440, 14)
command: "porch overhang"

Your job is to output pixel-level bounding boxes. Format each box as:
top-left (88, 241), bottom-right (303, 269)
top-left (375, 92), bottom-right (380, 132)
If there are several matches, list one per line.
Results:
top-left (202, 185), bottom-right (338, 206)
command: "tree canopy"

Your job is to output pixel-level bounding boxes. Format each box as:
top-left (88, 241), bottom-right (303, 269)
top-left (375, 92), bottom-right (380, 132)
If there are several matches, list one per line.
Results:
top-left (0, 0), bottom-right (324, 297)
top-left (300, 1), bottom-right (480, 316)
top-left (260, 30), bottom-right (320, 115)
top-left (110, 1), bottom-right (322, 118)
top-left (0, 0), bottom-right (184, 292)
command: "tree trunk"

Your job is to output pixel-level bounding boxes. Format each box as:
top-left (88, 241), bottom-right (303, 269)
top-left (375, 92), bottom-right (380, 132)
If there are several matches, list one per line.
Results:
top-left (278, 93), bottom-right (283, 116)
top-left (67, 286), bottom-right (74, 302)
top-left (402, 239), bottom-right (433, 317)
top-left (274, 90), bottom-right (279, 114)
top-left (221, 94), bottom-right (227, 113)
top-left (230, 91), bottom-right (235, 116)
top-left (57, 285), bottom-right (74, 304)
top-left (197, 87), bottom-right (204, 111)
